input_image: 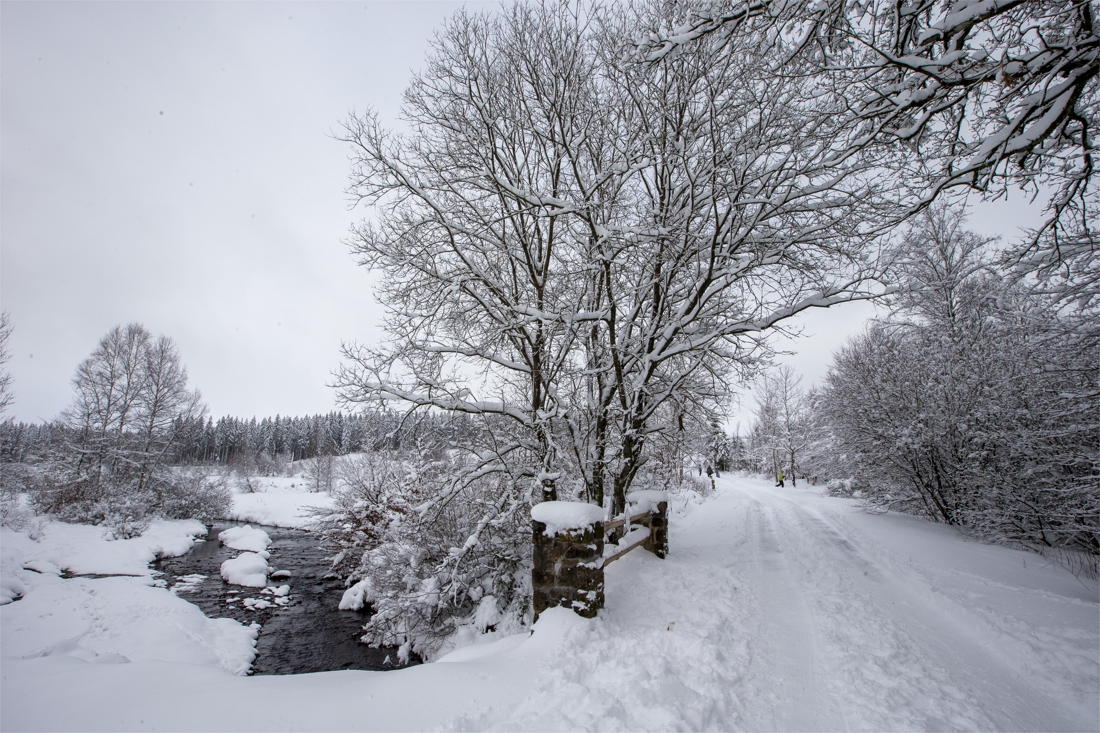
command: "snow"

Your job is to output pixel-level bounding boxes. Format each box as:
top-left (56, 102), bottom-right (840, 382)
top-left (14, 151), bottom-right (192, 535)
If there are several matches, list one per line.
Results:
top-left (473, 594), bottom-right (502, 632)
top-left (1, 519), bottom-right (256, 680)
top-left (602, 526), bottom-right (650, 561)
top-left (218, 525), bottom-right (271, 553)
top-left (228, 476), bottom-right (334, 529)
top-left (3, 475), bottom-right (1096, 731)
top-left (2, 518), bottom-right (207, 603)
top-left (530, 500), bottom-right (606, 535)
top-left (339, 577), bottom-right (373, 611)
top-left (220, 552), bottom-right (270, 588)
top-left (625, 489), bottom-right (669, 514)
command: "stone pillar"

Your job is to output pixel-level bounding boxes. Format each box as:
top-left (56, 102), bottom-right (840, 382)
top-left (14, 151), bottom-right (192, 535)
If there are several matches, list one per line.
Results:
top-left (644, 501), bottom-right (669, 559)
top-left (531, 520), bottom-right (605, 621)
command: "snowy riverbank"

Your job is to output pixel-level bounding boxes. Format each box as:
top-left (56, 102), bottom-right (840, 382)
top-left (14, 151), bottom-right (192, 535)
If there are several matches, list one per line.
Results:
top-left (3, 475), bottom-right (1097, 731)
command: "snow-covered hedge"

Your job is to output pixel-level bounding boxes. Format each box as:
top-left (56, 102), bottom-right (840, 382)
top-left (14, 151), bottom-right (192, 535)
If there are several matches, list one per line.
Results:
top-left (24, 466), bottom-right (231, 538)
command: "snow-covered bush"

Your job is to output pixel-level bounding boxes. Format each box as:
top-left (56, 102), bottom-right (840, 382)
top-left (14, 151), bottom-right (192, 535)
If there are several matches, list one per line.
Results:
top-left (311, 451), bottom-right (414, 579)
top-left (158, 470), bottom-right (232, 522)
top-left (825, 478), bottom-right (853, 497)
top-left (26, 466), bottom-right (230, 537)
top-left (815, 207), bottom-right (1099, 558)
top-left (314, 449), bottom-right (531, 661)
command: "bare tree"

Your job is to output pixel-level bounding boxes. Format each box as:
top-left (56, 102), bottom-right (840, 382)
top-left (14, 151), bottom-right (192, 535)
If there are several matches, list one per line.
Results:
top-left (636, 0), bottom-right (1098, 298)
top-left (0, 312), bottom-right (13, 419)
top-left (748, 365), bottom-right (810, 484)
top-left (45, 323), bottom-right (216, 526)
top-left (331, 0), bottom-right (895, 651)
top-left (592, 1), bottom-right (893, 512)
top-left (335, 3), bottom-right (609, 512)
top-left (818, 206), bottom-right (1098, 554)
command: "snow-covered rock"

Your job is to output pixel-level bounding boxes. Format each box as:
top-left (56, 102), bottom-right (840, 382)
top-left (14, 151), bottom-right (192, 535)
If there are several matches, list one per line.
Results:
top-left (339, 577), bottom-right (373, 611)
top-left (220, 552), bottom-right (270, 588)
top-left (473, 594), bottom-right (501, 632)
top-left (217, 525), bottom-right (271, 553)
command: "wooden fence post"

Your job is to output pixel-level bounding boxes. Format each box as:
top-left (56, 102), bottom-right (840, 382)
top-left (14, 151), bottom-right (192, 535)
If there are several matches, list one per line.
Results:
top-left (531, 496), bottom-right (668, 621)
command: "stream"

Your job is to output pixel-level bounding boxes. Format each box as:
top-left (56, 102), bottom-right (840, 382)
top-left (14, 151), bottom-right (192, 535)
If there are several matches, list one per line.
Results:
top-left (154, 521), bottom-right (415, 675)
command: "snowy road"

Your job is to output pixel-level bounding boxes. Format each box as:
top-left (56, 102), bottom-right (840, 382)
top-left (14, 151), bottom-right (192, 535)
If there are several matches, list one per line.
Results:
top-left (718, 479), bottom-right (1097, 732)
top-left (3, 475), bottom-right (1097, 731)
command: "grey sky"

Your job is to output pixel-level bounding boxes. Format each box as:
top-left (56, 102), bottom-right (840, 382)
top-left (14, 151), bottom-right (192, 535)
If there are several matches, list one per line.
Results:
top-left (2, 1), bottom-right (490, 423)
top-left (2, 1), bottom-right (1045, 428)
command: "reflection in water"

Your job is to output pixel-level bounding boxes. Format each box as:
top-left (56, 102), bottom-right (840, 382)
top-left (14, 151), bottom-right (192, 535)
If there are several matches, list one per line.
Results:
top-left (155, 521), bottom-right (415, 675)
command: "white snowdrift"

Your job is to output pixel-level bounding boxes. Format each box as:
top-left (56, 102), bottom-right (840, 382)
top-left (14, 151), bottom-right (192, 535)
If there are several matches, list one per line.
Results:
top-left (531, 500), bottom-right (605, 535)
top-left (220, 552), bottom-right (270, 588)
top-left (218, 525), bottom-right (271, 553)
top-left (1, 519), bottom-right (207, 606)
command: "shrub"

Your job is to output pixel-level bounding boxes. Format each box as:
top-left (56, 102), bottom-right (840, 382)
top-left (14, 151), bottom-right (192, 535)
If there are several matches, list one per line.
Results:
top-left (313, 450), bottom-right (530, 661)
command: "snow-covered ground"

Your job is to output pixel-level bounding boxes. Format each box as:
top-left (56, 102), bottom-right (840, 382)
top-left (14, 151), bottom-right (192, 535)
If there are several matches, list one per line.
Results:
top-left (2, 475), bottom-right (1096, 731)
top-left (228, 475), bottom-right (334, 528)
top-left (0, 519), bottom-right (258, 676)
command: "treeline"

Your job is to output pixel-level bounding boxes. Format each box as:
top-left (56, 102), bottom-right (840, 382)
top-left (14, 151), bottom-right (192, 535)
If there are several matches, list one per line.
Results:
top-left (1, 410), bottom-right (465, 468)
top-left (0, 321), bottom-right (478, 534)
top-left (746, 207), bottom-right (1099, 561)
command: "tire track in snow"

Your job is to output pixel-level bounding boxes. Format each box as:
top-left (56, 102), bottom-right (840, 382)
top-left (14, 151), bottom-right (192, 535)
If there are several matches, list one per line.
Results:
top-left (743, 482), bottom-right (1084, 731)
top-left (739, 499), bottom-right (842, 732)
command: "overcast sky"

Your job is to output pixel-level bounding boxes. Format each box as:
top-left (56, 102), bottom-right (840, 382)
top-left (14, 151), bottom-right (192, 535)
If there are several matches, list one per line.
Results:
top-left (2, 1), bottom-right (1045, 428)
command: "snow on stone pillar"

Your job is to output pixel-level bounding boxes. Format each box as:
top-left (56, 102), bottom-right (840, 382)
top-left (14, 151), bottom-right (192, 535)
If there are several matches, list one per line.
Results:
top-left (530, 501), bottom-right (606, 621)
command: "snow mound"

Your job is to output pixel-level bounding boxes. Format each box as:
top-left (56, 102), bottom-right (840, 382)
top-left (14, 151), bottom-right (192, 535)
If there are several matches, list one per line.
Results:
top-left (220, 552), bottom-right (270, 587)
top-left (1, 521), bottom-right (257, 677)
top-left (625, 489), bottom-right (668, 513)
top-left (218, 525), bottom-right (271, 553)
top-left (339, 577), bottom-right (373, 611)
top-left (531, 501), bottom-right (606, 536)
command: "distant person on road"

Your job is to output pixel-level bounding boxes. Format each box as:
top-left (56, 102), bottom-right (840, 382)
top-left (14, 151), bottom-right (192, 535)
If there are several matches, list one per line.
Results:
top-left (776, 469), bottom-right (785, 488)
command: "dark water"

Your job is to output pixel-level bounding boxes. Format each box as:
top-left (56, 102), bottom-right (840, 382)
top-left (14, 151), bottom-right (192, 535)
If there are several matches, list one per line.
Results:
top-left (154, 521), bottom-right (415, 675)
